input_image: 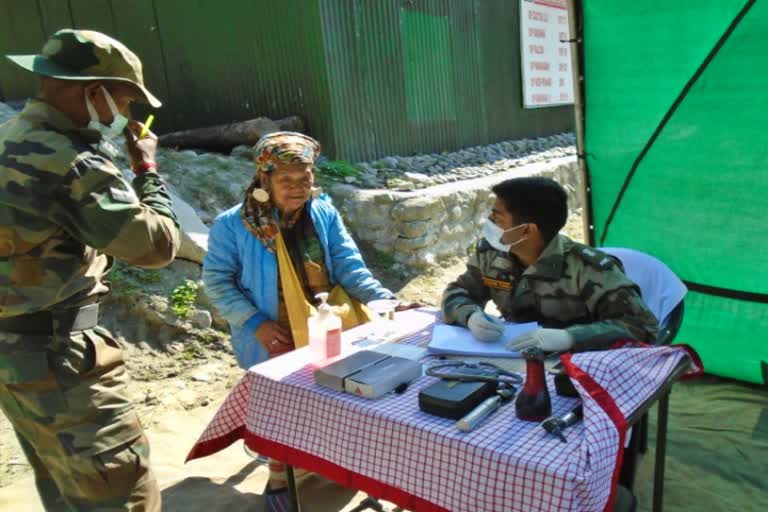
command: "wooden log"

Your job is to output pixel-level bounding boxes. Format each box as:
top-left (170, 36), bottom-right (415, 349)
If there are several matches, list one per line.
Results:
top-left (158, 116), bottom-right (305, 152)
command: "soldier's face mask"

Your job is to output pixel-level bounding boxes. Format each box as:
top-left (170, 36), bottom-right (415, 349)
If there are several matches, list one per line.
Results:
top-left (85, 86), bottom-right (129, 141)
top-left (482, 220), bottom-right (528, 253)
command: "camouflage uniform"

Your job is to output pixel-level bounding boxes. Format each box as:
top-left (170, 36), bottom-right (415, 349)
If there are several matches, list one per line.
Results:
top-left (443, 234), bottom-right (659, 350)
top-left (0, 30), bottom-right (178, 511)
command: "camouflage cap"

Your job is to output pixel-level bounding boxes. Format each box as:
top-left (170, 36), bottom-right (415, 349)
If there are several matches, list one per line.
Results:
top-left (6, 29), bottom-right (161, 107)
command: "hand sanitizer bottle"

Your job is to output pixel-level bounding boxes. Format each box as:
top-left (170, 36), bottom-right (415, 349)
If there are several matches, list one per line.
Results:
top-left (308, 292), bottom-right (342, 361)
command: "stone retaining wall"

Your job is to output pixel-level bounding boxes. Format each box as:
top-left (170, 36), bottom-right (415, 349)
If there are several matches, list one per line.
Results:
top-left (328, 156), bottom-right (580, 267)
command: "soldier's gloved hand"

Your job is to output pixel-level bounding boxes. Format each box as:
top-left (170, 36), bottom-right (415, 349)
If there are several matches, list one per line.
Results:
top-left (124, 120), bottom-right (158, 171)
top-left (506, 328), bottom-right (574, 353)
top-left (468, 311), bottom-right (505, 342)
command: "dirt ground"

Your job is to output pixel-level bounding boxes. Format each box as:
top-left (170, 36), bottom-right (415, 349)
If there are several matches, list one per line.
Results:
top-left (0, 261), bottom-right (470, 512)
top-left (0, 219), bottom-right (585, 511)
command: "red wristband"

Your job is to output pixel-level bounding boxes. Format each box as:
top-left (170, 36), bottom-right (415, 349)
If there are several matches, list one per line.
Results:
top-left (132, 161), bottom-right (157, 174)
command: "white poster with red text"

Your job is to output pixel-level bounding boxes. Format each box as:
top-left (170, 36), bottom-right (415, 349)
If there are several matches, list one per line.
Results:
top-left (520, 0), bottom-right (574, 108)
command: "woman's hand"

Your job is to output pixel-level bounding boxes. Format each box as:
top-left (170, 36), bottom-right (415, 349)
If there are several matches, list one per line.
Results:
top-left (255, 320), bottom-right (294, 357)
top-left (394, 301), bottom-right (427, 312)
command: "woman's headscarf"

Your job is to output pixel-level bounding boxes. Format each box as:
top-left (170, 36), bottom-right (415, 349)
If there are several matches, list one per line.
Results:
top-left (253, 131), bottom-right (320, 174)
top-left (241, 131), bottom-right (321, 252)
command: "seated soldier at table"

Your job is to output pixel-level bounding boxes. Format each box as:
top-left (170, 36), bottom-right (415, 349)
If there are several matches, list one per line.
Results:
top-left (442, 177), bottom-right (659, 353)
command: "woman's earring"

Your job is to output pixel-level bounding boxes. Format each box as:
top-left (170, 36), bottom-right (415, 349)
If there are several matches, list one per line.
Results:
top-left (251, 188), bottom-right (270, 203)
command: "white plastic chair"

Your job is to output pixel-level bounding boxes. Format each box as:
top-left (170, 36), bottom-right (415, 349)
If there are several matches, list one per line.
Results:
top-left (602, 247), bottom-right (687, 344)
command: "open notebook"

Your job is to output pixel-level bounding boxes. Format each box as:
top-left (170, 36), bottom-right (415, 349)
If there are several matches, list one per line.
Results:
top-left (427, 321), bottom-right (539, 357)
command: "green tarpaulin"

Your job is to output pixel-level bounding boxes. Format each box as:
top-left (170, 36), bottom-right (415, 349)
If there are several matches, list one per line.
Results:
top-left (580, 0), bottom-right (768, 383)
top-left (636, 376), bottom-right (768, 511)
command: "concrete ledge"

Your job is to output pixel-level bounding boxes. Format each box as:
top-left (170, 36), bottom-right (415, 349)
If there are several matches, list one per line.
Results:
top-left (328, 156), bottom-right (579, 268)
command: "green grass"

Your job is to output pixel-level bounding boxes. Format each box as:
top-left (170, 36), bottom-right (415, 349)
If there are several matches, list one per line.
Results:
top-left (170, 280), bottom-right (199, 318)
top-left (109, 263), bottom-right (163, 296)
top-left (181, 342), bottom-right (205, 361)
top-left (316, 160), bottom-right (363, 181)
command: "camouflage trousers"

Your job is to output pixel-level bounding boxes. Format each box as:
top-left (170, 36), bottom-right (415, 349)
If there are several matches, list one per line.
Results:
top-left (0, 325), bottom-right (160, 511)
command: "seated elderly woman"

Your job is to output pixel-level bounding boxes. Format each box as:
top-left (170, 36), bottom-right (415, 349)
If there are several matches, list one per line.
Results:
top-left (203, 131), bottom-right (415, 509)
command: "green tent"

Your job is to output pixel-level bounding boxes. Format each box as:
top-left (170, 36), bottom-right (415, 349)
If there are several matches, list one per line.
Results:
top-left (572, 0), bottom-right (767, 384)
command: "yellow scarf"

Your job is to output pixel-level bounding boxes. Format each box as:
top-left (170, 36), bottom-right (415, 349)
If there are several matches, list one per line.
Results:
top-left (275, 231), bottom-right (375, 347)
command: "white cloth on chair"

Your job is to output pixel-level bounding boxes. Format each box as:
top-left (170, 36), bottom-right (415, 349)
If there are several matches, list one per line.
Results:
top-left (602, 247), bottom-right (687, 325)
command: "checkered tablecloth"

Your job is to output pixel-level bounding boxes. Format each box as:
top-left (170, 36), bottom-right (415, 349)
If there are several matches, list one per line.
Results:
top-left (188, 309), bottom-right (702, 512)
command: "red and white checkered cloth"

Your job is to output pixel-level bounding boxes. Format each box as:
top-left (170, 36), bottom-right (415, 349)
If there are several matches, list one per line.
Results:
top-left (188, 309), bottom-right (702, 512)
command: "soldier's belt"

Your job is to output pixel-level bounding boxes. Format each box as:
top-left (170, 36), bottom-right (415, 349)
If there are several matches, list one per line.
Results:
top-left (0, 303), bottom-right (99, 334)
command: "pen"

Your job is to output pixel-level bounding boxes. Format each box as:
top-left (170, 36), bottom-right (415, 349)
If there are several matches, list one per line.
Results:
top-left (139, 114), bottom-right (155, 138)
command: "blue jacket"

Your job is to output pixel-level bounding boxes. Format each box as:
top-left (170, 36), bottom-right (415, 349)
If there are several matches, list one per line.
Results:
top-left (203, 198), bottom-right (394, 368)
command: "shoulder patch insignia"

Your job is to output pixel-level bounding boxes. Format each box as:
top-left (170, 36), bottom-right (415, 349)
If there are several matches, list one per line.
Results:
top-left (93, 139), bottom-right (120, 160)
top-left (482, 276), bottom-right (513, 290)
top-left (108, 186), bottom-right (137, 204)
top-left (576, 246), bottom-right (615, 270)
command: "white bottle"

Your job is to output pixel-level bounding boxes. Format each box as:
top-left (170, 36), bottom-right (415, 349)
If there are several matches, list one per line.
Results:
top-left (308, 292), bottom-right (342, 362)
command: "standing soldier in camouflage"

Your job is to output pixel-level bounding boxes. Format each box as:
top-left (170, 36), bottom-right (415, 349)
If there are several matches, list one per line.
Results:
top-left (0, 30), bottom-right (179, 510)
top-left (442, 177), bottom-right (658, 353)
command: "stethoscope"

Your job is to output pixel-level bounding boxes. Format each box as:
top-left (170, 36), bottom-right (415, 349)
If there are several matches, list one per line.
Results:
top-left (425, 361), bottom-right (523, 386)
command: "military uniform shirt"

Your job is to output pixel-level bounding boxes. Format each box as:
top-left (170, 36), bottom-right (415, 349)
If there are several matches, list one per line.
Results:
top-left (0, 99), bottom-right (180, 317)
top-left (442, 234), bottom-right (659, 350)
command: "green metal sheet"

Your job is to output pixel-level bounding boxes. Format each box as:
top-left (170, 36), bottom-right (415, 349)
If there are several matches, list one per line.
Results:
top-left (477, 0), bottom-right (573, 141)
top-left (68, 0), bottom-right (117, 33)
top-left (37, 1), bottom-right (74, 37)
top-left (447, 0), bottom-right (487, 149)
top-left (320, 0), bottom-right (573, 161)
top-left (0, 1), bottom-right (46, 101)
top-left (153, 0), bottom-right (333, 146)
top-left (108, 1), bottom-right (171, 129)
top-left (402, 10), bottom-right (455, 123)
top-left (318, 0), bottom-right (372, 160)
top-left (0, 0), bottom-right (573, 160)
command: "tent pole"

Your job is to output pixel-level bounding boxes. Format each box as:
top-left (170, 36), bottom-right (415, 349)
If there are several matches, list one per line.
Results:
top-left (566, 0), bottom-right (594, 246)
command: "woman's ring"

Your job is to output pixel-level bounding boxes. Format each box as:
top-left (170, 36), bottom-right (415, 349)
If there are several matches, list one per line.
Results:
top-left (272, 340), bottom-right (279, 346)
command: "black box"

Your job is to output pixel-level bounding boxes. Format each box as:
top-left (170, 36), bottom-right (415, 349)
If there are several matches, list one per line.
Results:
top-left (418, 378), bottom-right (497, 420)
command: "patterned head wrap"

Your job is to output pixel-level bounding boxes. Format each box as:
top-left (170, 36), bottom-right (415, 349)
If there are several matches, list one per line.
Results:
top-left (253, 131), bottom-right (321, 174)
top-left (242, 131), bottom-right (322, 253)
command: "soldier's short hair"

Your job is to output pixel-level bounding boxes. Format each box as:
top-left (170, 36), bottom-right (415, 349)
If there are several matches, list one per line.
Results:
top-left (492, 177), bottom-right (568, 242)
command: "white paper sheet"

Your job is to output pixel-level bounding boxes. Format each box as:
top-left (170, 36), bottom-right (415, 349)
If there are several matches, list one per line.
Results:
top-left (427, 322), bottom-right (540, 357)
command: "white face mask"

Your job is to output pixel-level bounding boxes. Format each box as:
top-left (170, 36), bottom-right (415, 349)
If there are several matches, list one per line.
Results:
top-left (482, 220), bottom-right (528, 252)
top-left (85, 86), bottom-right (129, 141)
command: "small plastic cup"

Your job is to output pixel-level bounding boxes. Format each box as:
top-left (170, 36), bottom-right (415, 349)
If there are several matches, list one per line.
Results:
top-left (367, 299), bottom-right (398, 321)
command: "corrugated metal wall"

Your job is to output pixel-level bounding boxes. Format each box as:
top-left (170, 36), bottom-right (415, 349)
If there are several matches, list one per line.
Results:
top-left (0, 1), bottom-right (170, 114)
top-left (150, 0), bottom-right (333, 151)
top-left (0, 0), bottom-right (572, 161)
top-left (320, 0), bottom-right (574, 161)
top-left (0, 0), bottom-right (336, 151)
